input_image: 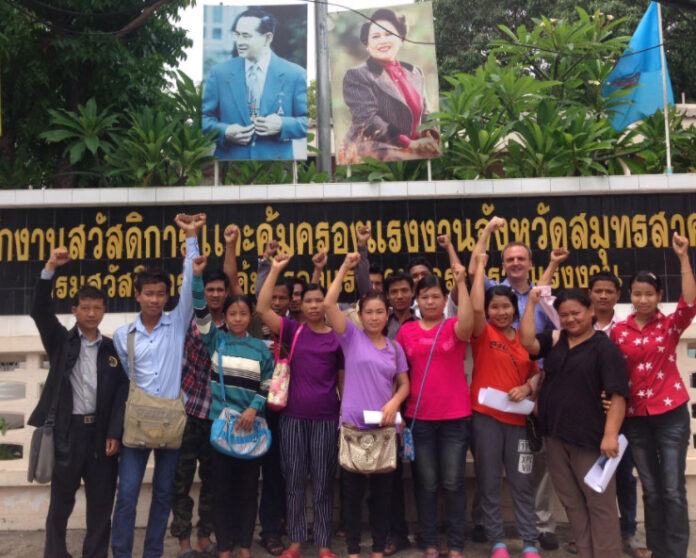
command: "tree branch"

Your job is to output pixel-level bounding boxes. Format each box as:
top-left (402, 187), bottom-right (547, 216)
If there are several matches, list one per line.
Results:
top-left (116, 0), bottom-right (174, 39)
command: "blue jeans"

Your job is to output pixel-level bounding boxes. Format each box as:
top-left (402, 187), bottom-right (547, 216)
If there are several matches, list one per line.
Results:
top-left (111, 446), bottom-right (180, 558)
top-left (623, 403), bottom-right (690, 558)
top-left (616, 445), bottom-right (637, 539)
top-left (411, 417), bottom-right (470, 553)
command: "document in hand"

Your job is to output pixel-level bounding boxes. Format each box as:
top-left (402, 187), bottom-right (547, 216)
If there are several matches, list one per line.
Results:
top-left (583, 434), bottom-right (629, 493)
top-left (477, 387), bottom-right (535, 415)
top-left (363, 410), bottom-right (403, 425)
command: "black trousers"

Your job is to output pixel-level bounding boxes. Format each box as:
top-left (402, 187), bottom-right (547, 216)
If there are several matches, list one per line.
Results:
top-left (342, 469), bottom-right (393, 555)
top-left (259, 410), bottom-right (286, 539)
top-left (211, 449), bottom-right (261, 552)
top-left (45, 417), bottom-right (118, 558)
top-left (388, 457), bottom-right (410, 541)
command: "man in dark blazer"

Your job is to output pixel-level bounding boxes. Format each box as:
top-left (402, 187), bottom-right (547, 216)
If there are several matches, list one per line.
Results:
top-left (202, 7), bottom-right (307, 160)
top-left (29, 247), bottom-right (128, 558)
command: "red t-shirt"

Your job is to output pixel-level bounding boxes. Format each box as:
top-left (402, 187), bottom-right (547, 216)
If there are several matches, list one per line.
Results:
top-left (610, 296), bottom-right (696, 417)
top-left (396, 318), bottom-right (470, 420)
top-left (471, 323), bottom-right (538, 426)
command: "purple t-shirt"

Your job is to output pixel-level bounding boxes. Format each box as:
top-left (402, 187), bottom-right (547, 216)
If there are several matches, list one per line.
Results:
top-left (281, 317), bottom-right (344, 420)
top-left (337, 320), bottom-right (409, 429)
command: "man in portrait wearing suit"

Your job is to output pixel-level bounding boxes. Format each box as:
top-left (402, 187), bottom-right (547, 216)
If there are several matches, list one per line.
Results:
top-left (202, 7), bottom-right (307, 160)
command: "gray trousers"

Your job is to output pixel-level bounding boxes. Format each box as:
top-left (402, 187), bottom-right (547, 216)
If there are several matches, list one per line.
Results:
top-left (472, 412), bottom-right (538, 546)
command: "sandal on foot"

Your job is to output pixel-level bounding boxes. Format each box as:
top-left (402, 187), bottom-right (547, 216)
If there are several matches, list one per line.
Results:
top-left (522, 547), bottom-right (541, 558)
top-left (280, 550), bottom-right (300, 558)
top-left (448, 552), bottom-right (465, 558)
top-left (260, 537), bottom-right (285, 556)
top-left (623, 536), bottom-right (649, 558)
top-left (319, 551), bottom-right (337, 558)
top-left (384, 539), bottom-right (411, 556)
top-left (177, 550), bottom-right (196, 558)
top-left (566, 541), bottom-right (578, 555)
top-left (422, 551), bottom-right (440, 558)
top-left (490, 543), bottom-right (510, 558)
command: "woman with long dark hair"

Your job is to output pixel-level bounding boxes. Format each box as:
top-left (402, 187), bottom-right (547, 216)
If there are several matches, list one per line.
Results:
top-left (610, 232), bottom-right (696, 558)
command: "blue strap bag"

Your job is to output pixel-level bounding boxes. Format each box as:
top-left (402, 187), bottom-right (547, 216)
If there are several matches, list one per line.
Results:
top-left (401, 320), bottom-right (445, 461)
top-left (210, 337), bottom-right (271, 459)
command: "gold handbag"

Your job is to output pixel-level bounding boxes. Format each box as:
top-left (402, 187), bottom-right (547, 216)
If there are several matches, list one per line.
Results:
top-left (338, 422), bottom-right (397, 474)
top-left (122, 328), bottom-right (186, 449)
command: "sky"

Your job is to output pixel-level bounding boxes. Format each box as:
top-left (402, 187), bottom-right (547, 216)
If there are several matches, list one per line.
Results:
top-left (176, 0), bottom-right (416, 82)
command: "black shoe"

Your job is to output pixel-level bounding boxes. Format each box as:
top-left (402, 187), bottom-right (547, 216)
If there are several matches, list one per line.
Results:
top-left (384, 538), bottom-right (411, 556)
top-left (470, 525), bottom-right (487, 543)
top-left (538, 532), bottom-right (559, 551)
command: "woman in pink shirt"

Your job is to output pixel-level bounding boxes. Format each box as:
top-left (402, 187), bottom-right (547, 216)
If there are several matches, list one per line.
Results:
top-left (610, 232), bottom-right (696, 558)
top-left (395, 266), bottom-right (473, 558)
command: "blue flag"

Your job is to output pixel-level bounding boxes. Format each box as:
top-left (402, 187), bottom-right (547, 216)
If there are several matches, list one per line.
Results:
top-left (602, 2), bottom-right (674, 131)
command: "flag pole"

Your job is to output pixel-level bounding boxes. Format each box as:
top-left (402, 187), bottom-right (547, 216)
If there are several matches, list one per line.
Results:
top-left (657, 2), bottom-right (673, 174)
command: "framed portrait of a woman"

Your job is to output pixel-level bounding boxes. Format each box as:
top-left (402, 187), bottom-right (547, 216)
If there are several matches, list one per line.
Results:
top-left (328, 3), bottom-right (442, 165)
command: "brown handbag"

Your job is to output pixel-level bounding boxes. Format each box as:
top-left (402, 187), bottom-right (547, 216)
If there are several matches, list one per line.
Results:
top-left (338, 422), bottom-right (397, 474)
top-left (122, 328), bottom-right (186, 449)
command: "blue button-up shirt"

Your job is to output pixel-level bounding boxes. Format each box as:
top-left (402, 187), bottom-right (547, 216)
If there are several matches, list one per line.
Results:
top-left (114, 236), bottom-right (199, 399)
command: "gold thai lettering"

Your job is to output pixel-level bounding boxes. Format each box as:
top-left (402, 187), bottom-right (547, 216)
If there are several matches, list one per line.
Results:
top-left (387, 220), bottom-right (402, 253)
top-left (88, 226), bottom-right (103, 259)
top-left (648, 212), bottom-right (669, 248)
top-left (242, 224), bottom-right (256, 253)
top-left (31, 228), bottom-right (46, 262)
top-left (507, 218), bottom-right (531, 248)
top-left (276, 223), bottom-right (295, 254)
top-left (331, 221), bottom-right (350, 254)
top-left (369, 220), bottom-right (388, 254)
top-left (610, 215), bottom-right (632, 248)
top-left (0, 228), bottom-right (13, 261)
top-left (420, 220), bottom-right (436, 253)
top-left (631, 215), bottom-right (648, 248)
top-left (68, 224), bottom-right (86, 260)
top-left (106, 224), bottom-right (124, 260)
top-left (549, 217), bottom-right (567, 249)
top-left (296, 222), bottom-right (313, 255)
top-left (14, 228), bottom-right (30, 261)
top-left (143, 225), bottom-right (161, 258)
top-left (256, 223), bottom-right (273, 256)
top-left (569, 213), bottom-right (588, 250)
top-left (125, 225), bottom-right (142, 259)
top-left (403, 220), bottom-right (419, 253)
top-left (315, 222), bottom-right (330, 252)
top-left (670, 214), bottom-right (685, 237)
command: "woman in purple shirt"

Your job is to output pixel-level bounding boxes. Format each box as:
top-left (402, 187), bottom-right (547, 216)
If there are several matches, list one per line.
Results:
top-left (258, 254), bottom-right (344, 558)
top-left (325, 253), bottom-right (410, 558)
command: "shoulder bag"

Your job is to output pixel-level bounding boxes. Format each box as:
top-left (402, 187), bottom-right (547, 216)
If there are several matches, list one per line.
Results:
top-left (27, 336), bottom-right (69, 483)
top-left (401, 320), bottom-right (445, 461)
top-left (267, 320), bottom-right (303, 412)
top-left (210, 337), bottom-right (271, 458)
top-left (122, 327), bottom-right (187, 449)
top-left (338, 339), bottom-right (401, 474)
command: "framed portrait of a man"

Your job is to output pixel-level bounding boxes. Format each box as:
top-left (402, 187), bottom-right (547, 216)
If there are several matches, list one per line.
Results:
top-left (202, 4), bottom-right (308, 161)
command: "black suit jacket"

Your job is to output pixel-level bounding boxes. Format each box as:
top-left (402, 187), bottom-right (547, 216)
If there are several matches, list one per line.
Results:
top-left (28, 276), bottom-right (128, 452)
top-left (342, 57), bottom-right (428, 145)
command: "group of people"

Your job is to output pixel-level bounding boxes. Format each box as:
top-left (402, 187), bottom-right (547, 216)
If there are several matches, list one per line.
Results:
top-left (30, 212), bottom-right (694, 558)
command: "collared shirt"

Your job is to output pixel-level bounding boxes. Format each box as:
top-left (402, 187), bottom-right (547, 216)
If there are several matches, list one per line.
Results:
top-left (611, 296), bottom-right (696, 417)
top-left (39, 269), bottom-right (102, 414)
top-left (181, 318), bottom-right (227, 419)
top-left (245, 50), bottom-right (271, 105)
top-left (387, 310), bottom-right (416, 340)
top-left (70, 327), bottom-right (102, 414)
top-left (114, 236), bottom-right (199, 399)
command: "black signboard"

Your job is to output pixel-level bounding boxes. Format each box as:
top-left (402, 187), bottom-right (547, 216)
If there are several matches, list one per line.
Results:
top-left (1, 192), bottom-right (695, 314)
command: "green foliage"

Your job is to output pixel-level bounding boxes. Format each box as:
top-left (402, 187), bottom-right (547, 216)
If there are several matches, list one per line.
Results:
top-left (430, 8), bottom-right (696, 179)
top-left (40, 98), bottom-right (120, 165)
top-left (335, 159), bottom-right (427, 183)
top-left (0, 0), bottom-right (194, 188)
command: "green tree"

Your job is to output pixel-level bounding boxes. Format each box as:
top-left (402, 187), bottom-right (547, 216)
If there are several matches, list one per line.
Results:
top-left (428, 0), bottom-right (696, 100)
top-left (0, 0), bottom-right (193, 188)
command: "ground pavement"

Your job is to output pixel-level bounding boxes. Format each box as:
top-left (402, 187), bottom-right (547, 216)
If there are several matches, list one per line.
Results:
top-left (2, 523), bottom-right (693, 557)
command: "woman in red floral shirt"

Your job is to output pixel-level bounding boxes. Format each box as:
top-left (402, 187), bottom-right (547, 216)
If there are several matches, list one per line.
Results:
top-left (610, 232), bottom-right (696, 558)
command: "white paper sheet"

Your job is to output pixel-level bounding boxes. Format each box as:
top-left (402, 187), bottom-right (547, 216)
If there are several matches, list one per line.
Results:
top-left (477, 387), bottom-right (535, 415)
top-left (583, 434), bottom-right (629, 493)
top-left (363, 410), bottom-right (403, 425)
